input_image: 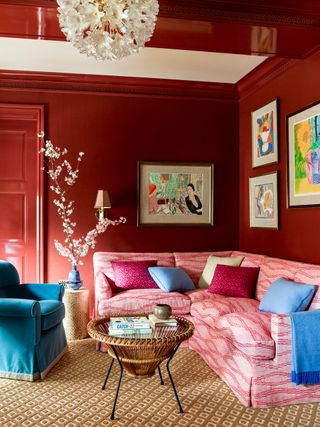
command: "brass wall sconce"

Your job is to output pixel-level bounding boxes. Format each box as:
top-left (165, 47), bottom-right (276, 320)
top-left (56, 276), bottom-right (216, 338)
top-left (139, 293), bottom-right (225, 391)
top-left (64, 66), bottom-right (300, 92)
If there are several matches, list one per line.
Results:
top-left (94, 190), bottom-right (111, 220)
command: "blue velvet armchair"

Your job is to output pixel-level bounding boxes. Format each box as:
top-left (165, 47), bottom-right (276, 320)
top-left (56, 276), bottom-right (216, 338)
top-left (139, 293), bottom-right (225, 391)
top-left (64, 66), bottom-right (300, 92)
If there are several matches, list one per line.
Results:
top-left (0, 261), bottom-right (67, 381)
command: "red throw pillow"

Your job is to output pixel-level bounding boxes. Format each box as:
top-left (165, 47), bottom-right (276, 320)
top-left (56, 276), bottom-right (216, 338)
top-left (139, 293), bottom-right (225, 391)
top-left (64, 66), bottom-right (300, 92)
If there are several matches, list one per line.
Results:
top-left (111, 260), bottom-right (158, 290)
top-left (208, 264), bottom-right (260, 298)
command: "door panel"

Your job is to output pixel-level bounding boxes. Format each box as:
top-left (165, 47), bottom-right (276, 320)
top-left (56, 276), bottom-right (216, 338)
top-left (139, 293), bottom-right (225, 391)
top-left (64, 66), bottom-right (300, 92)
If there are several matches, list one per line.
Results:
top-left (0, 105), bottom-right (43, 282)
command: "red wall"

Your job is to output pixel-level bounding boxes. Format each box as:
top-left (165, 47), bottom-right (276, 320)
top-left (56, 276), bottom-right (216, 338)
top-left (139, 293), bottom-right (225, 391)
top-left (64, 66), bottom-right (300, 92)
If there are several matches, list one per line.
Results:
top-left (239, 52), bottom-right (320, 264)
top-left (0, 85), bottom-right (239, 302)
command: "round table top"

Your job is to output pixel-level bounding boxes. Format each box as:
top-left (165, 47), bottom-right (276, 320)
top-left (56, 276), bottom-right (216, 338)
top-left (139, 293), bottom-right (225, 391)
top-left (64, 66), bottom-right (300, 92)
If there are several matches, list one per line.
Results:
top-left (87, 314), bottom-right (194, 348)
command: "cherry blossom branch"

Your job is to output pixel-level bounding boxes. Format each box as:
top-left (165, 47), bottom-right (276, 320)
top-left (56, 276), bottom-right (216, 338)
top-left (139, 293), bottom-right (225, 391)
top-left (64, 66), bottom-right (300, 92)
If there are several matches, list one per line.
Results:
top-left (38, 132), bottom-right (125, 265)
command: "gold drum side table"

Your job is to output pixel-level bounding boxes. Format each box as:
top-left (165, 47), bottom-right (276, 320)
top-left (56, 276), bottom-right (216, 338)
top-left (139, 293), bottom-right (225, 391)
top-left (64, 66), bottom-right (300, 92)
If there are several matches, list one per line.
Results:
top-left (63, 288), bottom-right (89, 340)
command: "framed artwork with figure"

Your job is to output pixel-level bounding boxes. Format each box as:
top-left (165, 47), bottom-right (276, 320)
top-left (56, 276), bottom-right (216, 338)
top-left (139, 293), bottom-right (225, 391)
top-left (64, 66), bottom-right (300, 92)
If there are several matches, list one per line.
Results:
top-left (287, 101), bottom-right (320, 207)
top-left (137, 162), bottom-right (214, 226)
top-left (249, 172), bottom-right (278, 229)
top-left (252, 99), bottom-right (278, 168)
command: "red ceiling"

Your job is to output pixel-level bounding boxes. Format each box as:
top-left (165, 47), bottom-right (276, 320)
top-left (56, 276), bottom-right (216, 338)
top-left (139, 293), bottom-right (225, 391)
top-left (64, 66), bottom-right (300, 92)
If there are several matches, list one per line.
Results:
top-left (0, 0), bottom-right (319, 58)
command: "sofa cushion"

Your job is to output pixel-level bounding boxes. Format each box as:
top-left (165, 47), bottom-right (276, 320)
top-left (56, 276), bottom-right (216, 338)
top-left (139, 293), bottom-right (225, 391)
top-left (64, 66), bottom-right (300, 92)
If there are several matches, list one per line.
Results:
top-left (254, 256), bottom-right (301, 301)
top-left (214, 312), bottom-right (275, 360)
top-left (39, 300), bottom-right (65, 331)
top-left (185, 289), bottom-right (219, 304)
top-left (198, 255), bottom-right (244, 289)
top-left (294, 264), bottom-right (320, 310)
top-left (208, 265), bottom-right (260, 298)
top-left (259, 278), bottom-right (316, 314)
top-left (148, 267), bottom-right (195, 292)
top-left (111, 260), bottom-right (158, 290)
top-left (190, 297), bottom-right (260, 324)
top-left (174, 251), bottom-right (232, 286)
top-left (98, 288), bottom-right (191, 316)
top-left (231, 251), bottom-right (266, 268)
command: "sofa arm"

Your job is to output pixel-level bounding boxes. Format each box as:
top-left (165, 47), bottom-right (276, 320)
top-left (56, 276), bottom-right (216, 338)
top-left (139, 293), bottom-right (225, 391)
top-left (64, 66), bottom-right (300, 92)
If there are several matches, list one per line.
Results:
top-left (270, 314), bottom-right (292, 362)
top-left (20, 283), bottom-right (65, 301)
top-left (95, 272), bottom-right (113, 314)
top-left (0, 298), bottom-right (40, 317)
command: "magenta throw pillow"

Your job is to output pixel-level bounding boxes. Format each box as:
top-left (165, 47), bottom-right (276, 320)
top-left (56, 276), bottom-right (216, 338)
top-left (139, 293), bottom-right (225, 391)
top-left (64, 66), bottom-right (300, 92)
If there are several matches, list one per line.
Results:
top-left (208, 264), bottom-right (260, 298)
top-left (111, 260), bottom-right (158, 290)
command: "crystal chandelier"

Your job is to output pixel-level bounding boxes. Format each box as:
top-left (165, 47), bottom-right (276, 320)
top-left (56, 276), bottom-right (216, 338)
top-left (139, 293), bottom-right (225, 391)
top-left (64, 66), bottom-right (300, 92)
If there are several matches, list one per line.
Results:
top-left (57, 0), bottom-right (159, 61)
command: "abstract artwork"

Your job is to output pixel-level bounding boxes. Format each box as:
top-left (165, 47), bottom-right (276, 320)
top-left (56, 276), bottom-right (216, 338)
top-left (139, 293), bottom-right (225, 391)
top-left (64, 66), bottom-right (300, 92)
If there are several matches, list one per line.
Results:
top-left (288, 101), bottom-right (320, 207)
top-left (249, 172), bottom-right (278, 229)
top-left (138, 162), bottom-right (213, 226)
top-left (252, 99), bottom-right (278, 167)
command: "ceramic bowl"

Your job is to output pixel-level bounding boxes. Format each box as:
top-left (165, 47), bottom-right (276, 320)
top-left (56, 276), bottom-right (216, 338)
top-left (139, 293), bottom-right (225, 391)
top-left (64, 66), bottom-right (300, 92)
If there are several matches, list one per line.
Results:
top-left (154, 303), bottom-right (172, 320)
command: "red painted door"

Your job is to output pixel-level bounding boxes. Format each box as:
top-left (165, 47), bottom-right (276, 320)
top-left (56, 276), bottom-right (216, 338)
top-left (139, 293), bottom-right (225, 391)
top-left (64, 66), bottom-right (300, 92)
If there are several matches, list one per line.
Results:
top-left (0, 104), bottom-right (44, 282)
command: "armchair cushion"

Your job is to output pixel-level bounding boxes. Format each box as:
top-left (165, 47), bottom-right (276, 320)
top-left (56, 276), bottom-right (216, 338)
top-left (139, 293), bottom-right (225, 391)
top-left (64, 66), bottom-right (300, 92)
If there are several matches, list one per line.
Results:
top-left (19, 284), bottom-right (64, 301)
top-left (39, 300), bottom-right (65, 331)
top-left (4, 284), bottom-right (65, 301)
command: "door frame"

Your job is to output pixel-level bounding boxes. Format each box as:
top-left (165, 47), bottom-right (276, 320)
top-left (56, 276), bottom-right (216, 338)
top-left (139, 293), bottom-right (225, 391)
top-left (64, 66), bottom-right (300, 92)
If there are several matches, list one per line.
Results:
top-left (0, 103), bottom-right (44, 282)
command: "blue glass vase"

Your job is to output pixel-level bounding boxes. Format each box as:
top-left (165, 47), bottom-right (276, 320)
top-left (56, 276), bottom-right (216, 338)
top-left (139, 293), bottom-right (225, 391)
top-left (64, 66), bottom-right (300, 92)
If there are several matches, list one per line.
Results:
top-left (67, 264), bottom-right (82, 290)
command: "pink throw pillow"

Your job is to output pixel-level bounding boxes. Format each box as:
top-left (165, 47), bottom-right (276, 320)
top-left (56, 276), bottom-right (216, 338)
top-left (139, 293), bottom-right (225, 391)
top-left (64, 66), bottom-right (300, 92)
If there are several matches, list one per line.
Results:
top-left (111, 260), bottom-right (158, 290)
top-left (208, 264), bottom-right (260, 298)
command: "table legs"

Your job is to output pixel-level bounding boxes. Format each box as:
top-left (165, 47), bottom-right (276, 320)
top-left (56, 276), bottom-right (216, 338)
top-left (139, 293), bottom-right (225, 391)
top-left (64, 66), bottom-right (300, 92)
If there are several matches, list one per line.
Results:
top-left (166, 343), bottom-right (183, 413)
top-left (103, 346), bottom-right (123, 420)
top-left (101, 344), bottom-right (183, 420)
top-left (158, 365), bottom-right (164, 385)
top-left (102, 358), bottom-right (114, 390)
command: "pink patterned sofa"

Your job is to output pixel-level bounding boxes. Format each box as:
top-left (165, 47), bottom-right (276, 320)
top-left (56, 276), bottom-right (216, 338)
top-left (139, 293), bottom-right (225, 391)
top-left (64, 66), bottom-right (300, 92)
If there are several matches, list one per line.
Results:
top-left (93, 251), bottom-right (320, 408)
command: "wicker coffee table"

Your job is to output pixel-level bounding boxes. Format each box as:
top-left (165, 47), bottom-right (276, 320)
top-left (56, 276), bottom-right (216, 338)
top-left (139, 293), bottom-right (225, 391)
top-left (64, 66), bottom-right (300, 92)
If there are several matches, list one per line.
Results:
top-left (87, 314), bottom-right (194, 420)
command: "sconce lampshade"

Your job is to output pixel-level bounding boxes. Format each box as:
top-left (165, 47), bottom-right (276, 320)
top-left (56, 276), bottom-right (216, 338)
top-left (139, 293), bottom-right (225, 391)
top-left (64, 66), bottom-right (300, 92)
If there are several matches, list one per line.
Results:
top-left (94, 190), bottom-right (111, 209)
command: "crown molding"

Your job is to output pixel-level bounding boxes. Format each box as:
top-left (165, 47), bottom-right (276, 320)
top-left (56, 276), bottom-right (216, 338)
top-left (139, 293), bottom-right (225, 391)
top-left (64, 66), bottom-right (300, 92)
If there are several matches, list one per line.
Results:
top-left (0, 1), bottom-right (319, 58)
top-left (0, 70), bottom-right (239, 101)
top-left (237, 57), bottom-right (299, 100)
top-left (2, 1), bottom-right (320, 26)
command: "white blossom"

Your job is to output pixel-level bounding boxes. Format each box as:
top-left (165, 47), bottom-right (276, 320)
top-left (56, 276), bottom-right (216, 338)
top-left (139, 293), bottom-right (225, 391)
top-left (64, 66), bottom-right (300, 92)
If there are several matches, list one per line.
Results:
top-left (39, 135), bottom-right (126, 266)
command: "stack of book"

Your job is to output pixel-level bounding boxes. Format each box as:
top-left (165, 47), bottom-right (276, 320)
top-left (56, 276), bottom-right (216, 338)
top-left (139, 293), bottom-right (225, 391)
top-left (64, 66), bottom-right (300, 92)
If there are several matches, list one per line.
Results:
top-left (148, 314), bottom-right (178, 328)
top-left (108, 316), bottom-right (152, 336)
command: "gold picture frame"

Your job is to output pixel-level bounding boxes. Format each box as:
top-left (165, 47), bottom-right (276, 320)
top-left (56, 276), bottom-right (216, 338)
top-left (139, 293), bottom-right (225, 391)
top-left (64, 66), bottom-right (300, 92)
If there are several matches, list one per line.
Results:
top-left (252, 99), bottom-right (279, 168)
top-left (137, 162), bottom-right (214, 226)
top-left (287, 101), bottom-right (320, 207)
top-left (249, 171), bottom-right (278, 229)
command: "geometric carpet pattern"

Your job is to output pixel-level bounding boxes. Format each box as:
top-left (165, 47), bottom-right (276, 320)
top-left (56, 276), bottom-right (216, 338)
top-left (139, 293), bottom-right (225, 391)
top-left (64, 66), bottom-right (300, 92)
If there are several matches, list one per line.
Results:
top-left (1, 340), bottom-right (320, 427)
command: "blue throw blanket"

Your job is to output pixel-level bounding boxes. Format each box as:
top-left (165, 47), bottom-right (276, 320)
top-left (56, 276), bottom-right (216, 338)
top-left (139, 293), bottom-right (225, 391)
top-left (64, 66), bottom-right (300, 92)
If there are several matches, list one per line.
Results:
top-left (290, 310), bottom-right (320, 385)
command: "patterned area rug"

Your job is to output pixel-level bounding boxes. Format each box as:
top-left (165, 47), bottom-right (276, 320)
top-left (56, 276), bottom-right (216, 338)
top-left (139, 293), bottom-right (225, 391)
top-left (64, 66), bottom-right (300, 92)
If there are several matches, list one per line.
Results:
top-left (1, 339), bottom-right (320, 427)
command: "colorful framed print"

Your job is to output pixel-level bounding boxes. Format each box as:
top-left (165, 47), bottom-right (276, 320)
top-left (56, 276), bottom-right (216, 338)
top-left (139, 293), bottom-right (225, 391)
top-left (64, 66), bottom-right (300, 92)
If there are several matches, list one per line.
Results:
top-left (252, 99), bottom-right (278, 167)
top-left (249, 172), bottom-right (278, 229)
top-left (287, 101), bottom-right (320, 207)
top-left (138, 162), bottom-right (214, 226)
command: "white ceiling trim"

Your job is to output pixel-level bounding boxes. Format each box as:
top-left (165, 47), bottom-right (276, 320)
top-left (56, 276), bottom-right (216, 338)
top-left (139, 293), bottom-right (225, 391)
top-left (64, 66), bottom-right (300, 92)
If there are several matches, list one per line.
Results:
top-left (0, 37), bottom-right (266, 84)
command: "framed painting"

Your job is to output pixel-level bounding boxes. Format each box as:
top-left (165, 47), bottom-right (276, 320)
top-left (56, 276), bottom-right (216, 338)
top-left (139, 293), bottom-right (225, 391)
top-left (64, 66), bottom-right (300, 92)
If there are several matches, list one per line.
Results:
top-left (252, 99), bottom-right (278, 167)
top-left (287, 101), bottom-right (320, 207)
top-left (249, 172), bottom-right (278, 229)
top-left (137, 162), bottom-right (214, 226)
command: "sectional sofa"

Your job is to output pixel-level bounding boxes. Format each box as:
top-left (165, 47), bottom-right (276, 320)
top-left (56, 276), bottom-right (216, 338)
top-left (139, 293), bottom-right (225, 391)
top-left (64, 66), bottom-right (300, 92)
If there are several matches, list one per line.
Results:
top-left (93, 250), bottom-right (320, 408)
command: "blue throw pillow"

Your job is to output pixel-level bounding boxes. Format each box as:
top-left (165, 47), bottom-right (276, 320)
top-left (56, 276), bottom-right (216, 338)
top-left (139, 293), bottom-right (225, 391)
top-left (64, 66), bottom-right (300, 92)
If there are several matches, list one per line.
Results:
top-left (259, 278), bottom-right (316, 314)
top-left (148, 267), bottom-right (195, 292)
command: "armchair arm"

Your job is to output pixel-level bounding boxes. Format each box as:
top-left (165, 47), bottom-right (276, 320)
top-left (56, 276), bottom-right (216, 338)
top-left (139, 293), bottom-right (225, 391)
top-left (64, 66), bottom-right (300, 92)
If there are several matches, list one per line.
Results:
top-left (0, 298), bottom-right (40, 317)
top-left (19, 283), bottom-right (65, 301)
top-left (270, 314), bottom-right (292, 363)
